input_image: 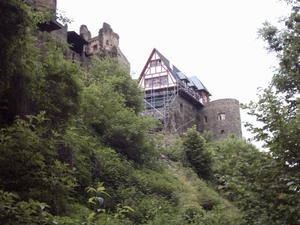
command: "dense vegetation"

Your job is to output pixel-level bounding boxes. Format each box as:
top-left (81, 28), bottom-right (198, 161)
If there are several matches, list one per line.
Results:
top-left (1, 0), bottom-right (300, 224)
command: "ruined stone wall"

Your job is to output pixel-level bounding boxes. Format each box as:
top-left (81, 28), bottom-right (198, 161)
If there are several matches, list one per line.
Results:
top-left (198, 98), bottom-right (242, 140)
top-left (80, 23), bottom-right (130, 71)
top-left (79, 25), bottom-right (91, 41)
top-left (52, 22), bottom-right (130, 71)
top-left (52, 25), bottom-right (91, 69)
top-left (28, 0), bottom-right (130, 71)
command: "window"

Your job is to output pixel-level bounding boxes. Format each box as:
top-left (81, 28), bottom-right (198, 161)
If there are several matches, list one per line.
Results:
top-left (204, 116), bottom-right (208, 123)
top-left (180, 103), bottom-right (183, 113)
top-left (145, 76), bottom-right (168, 88)
top-left (153, 77), bottom-right (160, 87)
top-left (161, 76), bottom-right (168, 86)
top-left (145, 79), bottom-right (152, 88)
top-left (150, 59), bottom-right (161, 67)
top-left (218, 113), bottom-right (226, 120)
top-left (221, 130), bottom-right (225, 135)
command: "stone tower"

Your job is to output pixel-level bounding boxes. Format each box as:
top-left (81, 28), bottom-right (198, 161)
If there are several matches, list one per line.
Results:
top-left (198, 99), bottom-right (242, 140)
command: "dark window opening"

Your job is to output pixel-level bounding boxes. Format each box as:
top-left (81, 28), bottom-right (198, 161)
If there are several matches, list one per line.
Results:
top-left (204, 116), bottom-right (208, 123)
top-left (221, 130), bottom-right (225, 135)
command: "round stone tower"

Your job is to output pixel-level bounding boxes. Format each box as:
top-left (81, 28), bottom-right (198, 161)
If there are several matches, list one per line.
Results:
top-left (198, 98), bottom-right (242, 140)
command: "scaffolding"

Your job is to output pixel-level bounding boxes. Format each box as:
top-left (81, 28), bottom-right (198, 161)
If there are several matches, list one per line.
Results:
top-left (139, 49), bottom-right (207, 133)
top-left (142, 84), bottom-right (178, 131)
top-left (142, 80), bottom-right (204, 132)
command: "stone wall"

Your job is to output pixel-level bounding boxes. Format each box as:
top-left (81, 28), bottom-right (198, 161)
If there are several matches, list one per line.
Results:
top-left (171, 96), bottom-right (200, 135)
top-left (143, 95), bottom-right (199, 135)
top-left (80, 25), bottom-right (91, 41)
top-left (52, 22), bottom-right (129, 71)
top-left (197, 98), bottom-right (242, 140)
top-left (28, 0), bottom-right (130, 71)
top-left (52, 25), bottom-right (91, 69)
top-left (80, 23), bottom-right (130, 71)
top-left (27, 0), bottom-right (56, 14)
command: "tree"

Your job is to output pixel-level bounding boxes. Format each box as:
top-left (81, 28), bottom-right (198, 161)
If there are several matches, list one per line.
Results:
top-left (0, 0), bottom-right (41, 123)
top-left (0, 113), bottom-right (77, 215)
top-left (0, 0), bottom-right (81, 215)
top-left (241, 1), bottom-right (300, 223)
top-left (0, 0), bottom-right (82, 126)
top-left (80, 57), bottom-right (159, 164)
top-left (211, 136), bottom-right (273, 223)
top-left (182, 126), bottom-right (213, 180)
top-left (87, 57), bottom-right (144, 114)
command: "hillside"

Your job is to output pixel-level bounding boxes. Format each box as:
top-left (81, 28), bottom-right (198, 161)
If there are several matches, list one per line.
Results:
top-left (0, 2), bottom-right (247, 224)
top-left (2, 1), bottom-right (300, 224)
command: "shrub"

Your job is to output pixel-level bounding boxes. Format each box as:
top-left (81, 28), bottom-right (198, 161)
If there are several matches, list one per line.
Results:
top-left (182, 126), bottom-right (213, 180)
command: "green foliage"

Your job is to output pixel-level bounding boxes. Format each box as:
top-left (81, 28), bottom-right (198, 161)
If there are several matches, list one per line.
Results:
top-left (0, 1), bottom-right (250, 224)
top-left (201, 130), bottom-right (213, 143)
top-left (80, 57), bottom-right (159, 164)
top-left (87, 57), bottom-right (144, 114)
top-left (0, 0), bottom-right (40, 122)
top-left (211, 136), bottom-right (262, 191)
top-left (93, 146), bottom-right (135, 189)
top-left (243, 93), bottom-right (300, 224)
top-left (239, 1), bottom-right (300, 223)
top-left (194, 205), bottom-right (244, 225)
top-left (0, 0), bottom-right (82, 126)
top-left (0, 190), bottom-right (74, 224)
top-left (0, 113), bottom-right (77, 214)
top-left (28, 38), bottom-right (82, 124)
top-left (182, 126), bottom-right (213, 180)
top-left (81, 183), bottom-right (135, 225)
top-left (57, 9), bottom-right (73, 25)
top-left (159, 133), bottom-right (189, 164)
top-left (131, 168), bottom-right (179, 202)
top-left (210, 136), bottom-right (273, 222)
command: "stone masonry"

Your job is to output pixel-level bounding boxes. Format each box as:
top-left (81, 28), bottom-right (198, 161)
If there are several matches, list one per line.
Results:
top-left (198, 99), bottom-right (242, 140)
top-left (80, 23), bottom-right (130, 71)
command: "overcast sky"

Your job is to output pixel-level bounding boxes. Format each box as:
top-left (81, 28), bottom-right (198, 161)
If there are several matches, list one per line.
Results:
top-left (57, 0), bottom-right (290, 144)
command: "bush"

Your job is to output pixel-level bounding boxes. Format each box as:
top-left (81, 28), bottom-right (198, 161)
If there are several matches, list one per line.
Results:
top-left (182, 126), bottom-right (213, 180)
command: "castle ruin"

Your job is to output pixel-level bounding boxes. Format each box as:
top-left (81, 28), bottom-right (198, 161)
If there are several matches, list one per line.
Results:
top-left (26, 0), bottom-right (129, 70)
top-left (28, 0), bottom-right (242, 141)
top-left (80, 23), bottom-right (130, 70)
